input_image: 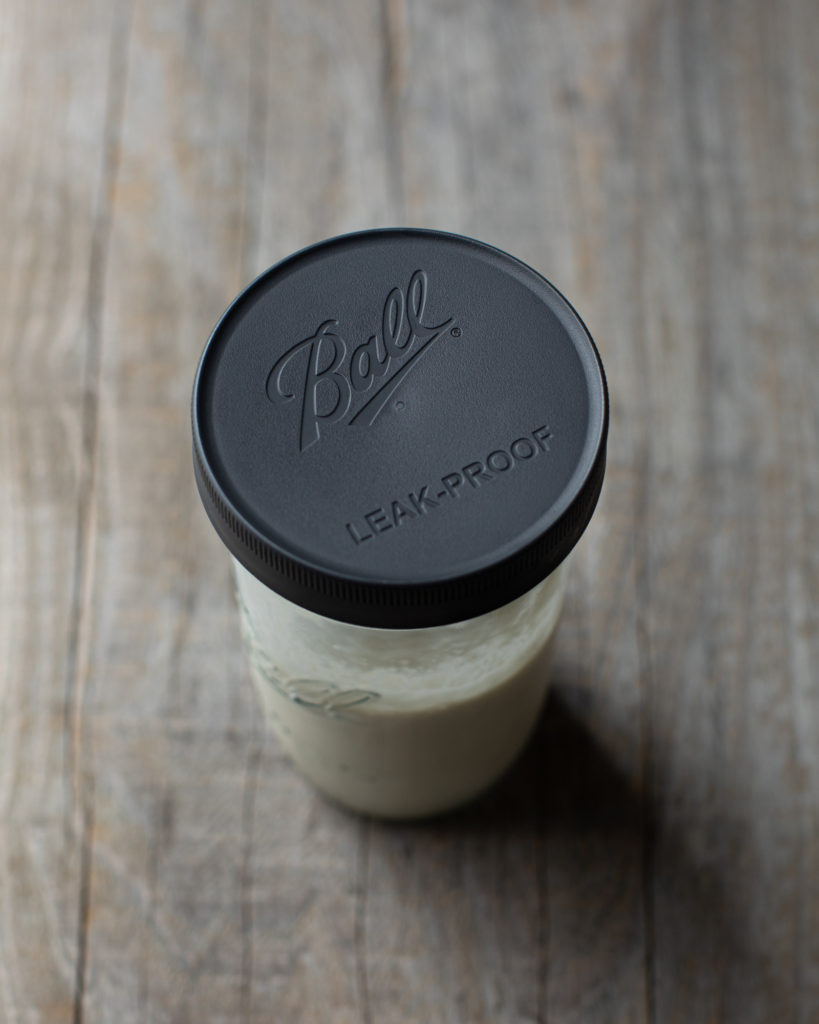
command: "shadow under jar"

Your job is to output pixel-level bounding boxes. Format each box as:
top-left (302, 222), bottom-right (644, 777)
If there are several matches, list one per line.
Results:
top-left (192, 229), bottom-right (608, 819)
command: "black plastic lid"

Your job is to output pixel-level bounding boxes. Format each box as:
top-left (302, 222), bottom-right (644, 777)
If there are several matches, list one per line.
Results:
top-left (192, 229), bottom-right (608, 628)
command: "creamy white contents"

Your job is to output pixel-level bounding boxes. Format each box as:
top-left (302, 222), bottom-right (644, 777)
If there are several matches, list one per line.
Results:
top-left (233, 560), bottom-right (568, 818)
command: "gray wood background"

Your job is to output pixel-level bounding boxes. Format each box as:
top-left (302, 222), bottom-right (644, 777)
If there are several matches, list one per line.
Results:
top-left (1, 1), bottom-right (817, 1021)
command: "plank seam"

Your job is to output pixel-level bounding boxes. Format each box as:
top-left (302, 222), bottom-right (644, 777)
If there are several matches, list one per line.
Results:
top-left (66, 2), bottom-right (134, 1022)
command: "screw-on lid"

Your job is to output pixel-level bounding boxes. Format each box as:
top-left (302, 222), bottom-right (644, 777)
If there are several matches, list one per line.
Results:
top-left (192, 229), bottom-right (608, 628)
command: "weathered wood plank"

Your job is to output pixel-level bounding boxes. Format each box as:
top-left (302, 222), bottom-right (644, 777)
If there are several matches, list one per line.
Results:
top-left (372, 0), bottom-right (819, 1021)
top-left (624, 1), bottom-right (819, 1019)
top-left (73, 2), bottom-right (259, 1020)
top-left (73, 2), bottom-right (395, 1023)
top-left (363, 3), bottom-right (650, 1023)
top-left (246, 1), bottom-right (397, 272)
top-left (0, 2), bottom-right (125, 1021)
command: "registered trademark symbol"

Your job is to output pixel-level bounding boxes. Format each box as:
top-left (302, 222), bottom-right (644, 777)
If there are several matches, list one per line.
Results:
top-left (451, 327), bottom-right (462, 338)
top-left (394, 400), bottom-right (405, 411)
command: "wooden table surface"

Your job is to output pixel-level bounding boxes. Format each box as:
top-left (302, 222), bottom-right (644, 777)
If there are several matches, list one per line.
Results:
top-left (2, 1), bottom-right (818, 1021)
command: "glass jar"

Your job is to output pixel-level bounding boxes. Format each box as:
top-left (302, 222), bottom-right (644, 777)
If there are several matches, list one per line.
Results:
top-left (193, 229), bottom-right (607, 819)
top-left (234, 557), bottom-right (568, 818)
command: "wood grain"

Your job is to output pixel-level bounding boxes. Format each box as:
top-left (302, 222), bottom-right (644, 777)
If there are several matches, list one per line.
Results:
top-left (1, 0), bottom-right (817, 1022)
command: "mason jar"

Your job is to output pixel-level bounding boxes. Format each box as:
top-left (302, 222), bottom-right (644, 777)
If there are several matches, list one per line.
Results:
top-left (192, 228), bottom-right (608, 819)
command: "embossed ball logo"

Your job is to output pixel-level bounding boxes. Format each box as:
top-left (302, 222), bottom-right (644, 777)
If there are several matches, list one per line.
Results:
top-left (266, 270), bottom-right (457, 452)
